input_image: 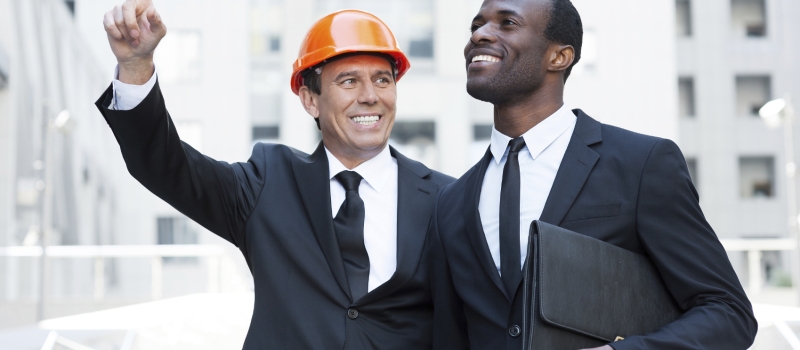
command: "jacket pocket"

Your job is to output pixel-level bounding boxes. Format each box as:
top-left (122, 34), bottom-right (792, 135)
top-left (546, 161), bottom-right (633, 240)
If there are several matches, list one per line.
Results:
top-left (563, 202), bottom-right (621, 222)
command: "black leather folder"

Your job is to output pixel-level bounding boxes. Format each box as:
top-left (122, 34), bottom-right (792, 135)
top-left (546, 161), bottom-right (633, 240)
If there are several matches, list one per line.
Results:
top-left (522, 221), bottom-right (683, 349)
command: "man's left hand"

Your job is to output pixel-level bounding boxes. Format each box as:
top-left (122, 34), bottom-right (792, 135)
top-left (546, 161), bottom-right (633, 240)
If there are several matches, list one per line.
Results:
top-left (580, 346), bottom-right (613, 350)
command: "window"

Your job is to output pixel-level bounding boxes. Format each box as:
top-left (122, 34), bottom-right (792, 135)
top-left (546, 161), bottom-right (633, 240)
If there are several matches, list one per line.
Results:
top-left (735, 76), bottom-right (771, 117)
top-left (676, 0), bottom-right (692, 37)
top-left (0, 43), bottom-right (8, 89)
top-left (155, 30), bottom-right (203, 84)
top-left (63, 0), bottom-right (75, 15)
top-left (473, 124), bottom-right (493, 141)
top-left (390, 121), bottom-right (437, 168)
top-left (249, 1), bottom-right (285, 57)
top-left (739, 157), bottom-right (774, 198)
top-left (157, 217), bottom-right (198, 264)
top-left (251, 92), bottom-right (282, 124)
top-left (314, 0), bottom-right (435, 60)
top-left (678, 77), bottom-right (696, 118)
top-left (253, 126), bottom-right (280, 142)
top-left (731, 0), bottom-right (767, 38)
top-left (686, 158), bottom-right (698, 189)
top-left (469, 124), bottom-right (493, 162)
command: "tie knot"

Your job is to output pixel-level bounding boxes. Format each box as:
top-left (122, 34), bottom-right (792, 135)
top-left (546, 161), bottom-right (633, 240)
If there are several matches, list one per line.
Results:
top-left (507, 137), bottom-right (526, 153)
top-left (335, 171), bottom-right (363, 192)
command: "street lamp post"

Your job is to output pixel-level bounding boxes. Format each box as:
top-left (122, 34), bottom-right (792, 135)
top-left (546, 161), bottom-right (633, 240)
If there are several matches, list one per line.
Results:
top-left (37, 110), bottom-right (73, 321)
top-left (759, 96), bottom-right (798, 302)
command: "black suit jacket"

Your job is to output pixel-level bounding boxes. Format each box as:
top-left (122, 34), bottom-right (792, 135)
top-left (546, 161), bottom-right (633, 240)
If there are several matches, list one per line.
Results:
top-left (95, 82), bottom-right (454, 349)
top-left (430, 110), bottom-right (757, 349)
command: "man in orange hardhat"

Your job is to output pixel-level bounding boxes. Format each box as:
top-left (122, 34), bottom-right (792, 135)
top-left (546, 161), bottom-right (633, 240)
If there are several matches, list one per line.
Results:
top-left (95, 1), bottom-right (453, 348)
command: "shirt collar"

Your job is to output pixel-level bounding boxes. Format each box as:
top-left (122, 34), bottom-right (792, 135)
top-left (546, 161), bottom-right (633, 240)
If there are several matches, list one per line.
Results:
top-left (489, 104), bottom-right (577, 164)
top-left (325, 145), bottom-right (394, 193)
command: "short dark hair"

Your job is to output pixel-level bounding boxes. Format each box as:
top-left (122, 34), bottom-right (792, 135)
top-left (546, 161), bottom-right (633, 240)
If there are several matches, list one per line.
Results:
top-left (301, 52), bottom-right (398, 129)
top-left (544, 0), bottom-right (583, 82)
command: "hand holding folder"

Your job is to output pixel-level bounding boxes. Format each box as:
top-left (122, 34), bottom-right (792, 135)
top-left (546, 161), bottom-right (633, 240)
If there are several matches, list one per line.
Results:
top-left (522, 221), bottom-right (683, 349)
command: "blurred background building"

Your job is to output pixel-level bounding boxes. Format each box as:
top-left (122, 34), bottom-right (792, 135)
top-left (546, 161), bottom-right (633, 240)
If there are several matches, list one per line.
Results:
top-left (0, 0), bottom-right (799, 348)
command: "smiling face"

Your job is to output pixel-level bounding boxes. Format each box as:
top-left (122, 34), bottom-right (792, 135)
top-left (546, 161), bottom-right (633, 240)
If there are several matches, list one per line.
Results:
top-left (465, 0), bottom-right (553, 105)
top-left (298, 55), bottom-right (397, 165)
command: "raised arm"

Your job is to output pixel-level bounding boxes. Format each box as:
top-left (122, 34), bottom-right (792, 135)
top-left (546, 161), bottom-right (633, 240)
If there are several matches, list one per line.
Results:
top-left (96, 1), bottom-right (266, 247)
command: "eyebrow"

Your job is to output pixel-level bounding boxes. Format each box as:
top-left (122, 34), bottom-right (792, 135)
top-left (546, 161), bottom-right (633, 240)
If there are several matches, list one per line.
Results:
top-left (333, 71), bottom-right (359, 81)
top-left (472, 9), bottom-right (522, 22)
top-left (334, 69), bottom-right (394, 81)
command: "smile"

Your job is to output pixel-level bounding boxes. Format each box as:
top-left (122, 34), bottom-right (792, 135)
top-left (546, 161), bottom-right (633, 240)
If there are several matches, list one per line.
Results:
top-left (351, 115), bottom-right (380, 126)
top-left (471, 55), bottom-right (501, 63)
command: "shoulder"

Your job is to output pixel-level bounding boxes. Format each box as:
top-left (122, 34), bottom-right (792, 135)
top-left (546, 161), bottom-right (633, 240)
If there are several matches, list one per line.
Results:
top-left (391, 146), bottom-right (455, 187)
top-left (598, 124), bottom-right (682, 162)
top-left (427, 169), bottom-right (456, 187)
top-left (439, 163), bottom-right (479, 201)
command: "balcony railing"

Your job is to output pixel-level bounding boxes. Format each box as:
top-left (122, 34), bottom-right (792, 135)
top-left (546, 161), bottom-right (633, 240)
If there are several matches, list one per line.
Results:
top-left (0, 244), bottom-right (229, 300)
top-left (0, 238), bottom-right (793, 299)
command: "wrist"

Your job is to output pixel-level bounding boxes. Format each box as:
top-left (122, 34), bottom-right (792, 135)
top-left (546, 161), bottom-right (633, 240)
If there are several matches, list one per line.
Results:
top-left (117, 57), bottom-right (155, 85)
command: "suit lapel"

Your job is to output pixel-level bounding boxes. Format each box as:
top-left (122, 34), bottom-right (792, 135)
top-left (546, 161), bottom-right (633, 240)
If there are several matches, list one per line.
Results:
top-left (356, 147), bottom-right (438, 306)
top-left (505, 110), bottom-right (604, 301)
top-left (465, 148), bottom-right (509, 300)
top-left (540, 110), bottom-right (602, 226)
top-left (290, 142), bottom-right (352, 300)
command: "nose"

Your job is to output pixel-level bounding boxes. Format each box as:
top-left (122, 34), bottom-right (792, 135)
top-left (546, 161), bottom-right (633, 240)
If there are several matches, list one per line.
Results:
top-left (469, 23), bottom-right (497, 46)
top-left (357, 81), bottom-right (379, 105)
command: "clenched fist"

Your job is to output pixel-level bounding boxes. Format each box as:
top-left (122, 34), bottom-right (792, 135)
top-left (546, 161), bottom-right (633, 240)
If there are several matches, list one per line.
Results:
top-left (103, 0), bottom-right (166, 84)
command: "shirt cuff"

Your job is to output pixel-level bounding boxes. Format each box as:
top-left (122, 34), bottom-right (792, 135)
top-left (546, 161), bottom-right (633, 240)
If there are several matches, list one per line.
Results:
top-left (110, 64), bottom-right (158, 111)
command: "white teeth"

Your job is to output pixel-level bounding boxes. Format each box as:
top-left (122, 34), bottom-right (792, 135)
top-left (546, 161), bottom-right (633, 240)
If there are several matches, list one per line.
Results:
top-left (471, 55), bottom-right (501, 63)
top-left (352, 115), bottom-right (380, 126)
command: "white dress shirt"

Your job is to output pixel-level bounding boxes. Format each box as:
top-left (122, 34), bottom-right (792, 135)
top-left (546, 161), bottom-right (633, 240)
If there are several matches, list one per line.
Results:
top-left (326, 147), bottom-right (398, 292)
top-left (479, 104), bottom-right (576, 274)
top-left (110, 67), bottom-right (399, 291)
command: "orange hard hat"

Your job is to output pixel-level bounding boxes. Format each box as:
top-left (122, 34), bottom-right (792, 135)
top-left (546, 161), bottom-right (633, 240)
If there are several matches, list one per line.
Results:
top-left (291, 9), bottom-right (411, 95)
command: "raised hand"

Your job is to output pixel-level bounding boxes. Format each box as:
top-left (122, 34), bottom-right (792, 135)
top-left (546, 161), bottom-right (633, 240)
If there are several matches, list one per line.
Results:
top-left (103, 0), bottom-right (166, 84)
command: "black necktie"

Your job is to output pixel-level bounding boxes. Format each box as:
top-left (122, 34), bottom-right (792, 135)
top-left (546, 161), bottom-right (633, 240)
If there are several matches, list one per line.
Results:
top-left (333, 171), bottom-right (370, 302)
top-left (500, 137), bottom-right (526, 296)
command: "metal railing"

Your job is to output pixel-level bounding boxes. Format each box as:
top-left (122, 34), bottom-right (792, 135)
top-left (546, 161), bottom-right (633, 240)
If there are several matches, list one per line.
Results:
top-left (720, 238), bottom-right (796, 295)
top-left (0, 244), bottom-right (229, 300)
top-left (0, 238), bottom-right (793, 299)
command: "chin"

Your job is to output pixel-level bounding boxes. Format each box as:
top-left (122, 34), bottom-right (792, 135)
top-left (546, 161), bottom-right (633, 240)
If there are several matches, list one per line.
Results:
top-left (467, 80), bottom-right (502, 104)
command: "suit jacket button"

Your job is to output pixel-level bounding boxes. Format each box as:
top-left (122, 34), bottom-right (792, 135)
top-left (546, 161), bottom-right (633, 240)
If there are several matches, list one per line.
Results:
top-left (347, 308), bottom-right (359, 320)
top-left (509, 325), bottom-right (521, 337)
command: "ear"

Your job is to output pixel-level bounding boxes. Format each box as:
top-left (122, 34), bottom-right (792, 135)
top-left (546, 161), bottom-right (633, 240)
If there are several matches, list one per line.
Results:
top-left (547, 44), bottom-right (575, 73)
top-left (298, 86), bottom-right (320, 121)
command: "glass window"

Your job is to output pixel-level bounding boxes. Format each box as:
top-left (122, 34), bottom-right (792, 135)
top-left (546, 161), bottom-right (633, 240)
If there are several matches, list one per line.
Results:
top-left (157, 217), bottom-right (198, 264)
top-left (739, 156), bottom-right (774, 198)
top-left (679, 77), bottom-right (696, 118)
top-left (731, 0), bottom-right (767, 38)
top-left (735, 75), bottom-right (771, 117)
top-left (390, 121), bottom-right (437, 168)
top-left (676, 0), bottom-right (692, 37)
top-left (686, 157), bottom-right (698, 190)
top-left (314, 0), bottom-right (435, 60)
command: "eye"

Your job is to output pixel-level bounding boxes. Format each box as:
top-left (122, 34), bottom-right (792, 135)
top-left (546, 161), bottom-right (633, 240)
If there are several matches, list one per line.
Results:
top-left (340, 78), bottom-right (357, 87)
top-left (374, 77), bottom-right (391, 86)
top-left (470, 23), bottom-right (482, 33)
top-left (502, 19), bottom-right (517, 26)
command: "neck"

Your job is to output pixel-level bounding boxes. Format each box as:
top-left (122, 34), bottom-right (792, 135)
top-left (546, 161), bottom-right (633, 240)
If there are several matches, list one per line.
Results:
top-left (493, 82), bottom-right (564, 138)
top-left (326, 143), bottom-right (385, 170)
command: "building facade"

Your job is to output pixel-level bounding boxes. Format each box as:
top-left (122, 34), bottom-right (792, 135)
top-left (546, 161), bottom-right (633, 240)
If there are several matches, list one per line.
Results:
top-left (676, 0), bottom-right (800, 287)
